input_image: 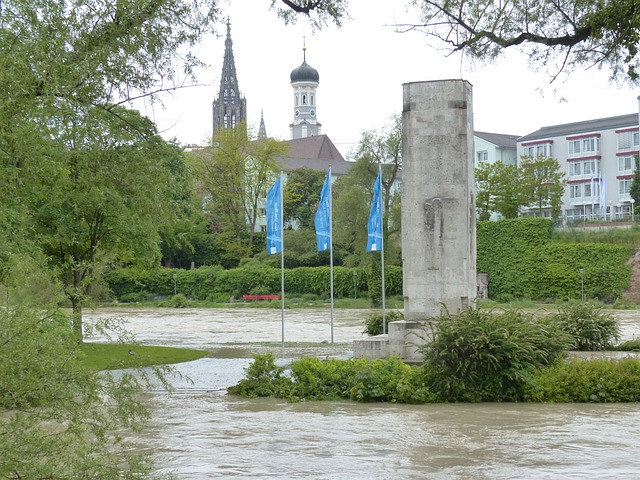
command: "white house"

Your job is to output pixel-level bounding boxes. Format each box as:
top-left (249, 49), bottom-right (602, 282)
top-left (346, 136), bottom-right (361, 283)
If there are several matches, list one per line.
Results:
top-left (517, 113), bottom-right (639, 223)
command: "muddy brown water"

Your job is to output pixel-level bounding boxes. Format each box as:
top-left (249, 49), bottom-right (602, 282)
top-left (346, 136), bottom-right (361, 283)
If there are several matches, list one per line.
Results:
top-left (86, 308), bottom-right (640, 479)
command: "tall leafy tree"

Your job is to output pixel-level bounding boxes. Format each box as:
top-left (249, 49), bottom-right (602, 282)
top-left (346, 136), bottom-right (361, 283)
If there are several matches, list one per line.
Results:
top-left (333, 116), bottom-right (402, 267)
top-left (193, 123), bottom-right (287, 259)
top-left (520, 155), bottom-right (567, 219)
top-left (630, 154), bottom-right (640, 209)
top-left (284, 166), bottom-right (327, 229)
top-left (408, 0), bottom-right (640, 83)
top-left (475, 161), bottom-right (529, 219)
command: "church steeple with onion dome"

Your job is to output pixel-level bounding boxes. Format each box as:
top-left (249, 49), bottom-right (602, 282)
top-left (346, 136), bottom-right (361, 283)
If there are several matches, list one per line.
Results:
top-left (289, 39), bottom-right (321, 139)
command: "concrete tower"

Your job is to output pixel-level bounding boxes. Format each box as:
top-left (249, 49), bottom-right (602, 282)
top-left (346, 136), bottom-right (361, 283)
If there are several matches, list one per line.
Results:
top-left (401, 80), bottom-right (477, 321)
top-left (212, 19), bottom-right (247, 134)
top-left (289, 40), bottom-right (321, 139)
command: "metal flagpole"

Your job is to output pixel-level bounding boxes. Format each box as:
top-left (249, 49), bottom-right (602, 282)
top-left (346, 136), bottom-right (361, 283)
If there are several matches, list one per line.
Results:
top-left (329, 165), bottom-right (334, 344)
top-left (379, 162), bottom-right (386, 335)
top-left (279, 171), bottom-right (285, 351)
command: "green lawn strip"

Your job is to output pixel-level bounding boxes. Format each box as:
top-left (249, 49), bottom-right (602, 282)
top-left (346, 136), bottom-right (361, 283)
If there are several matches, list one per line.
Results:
top-left (79, 343), bottom-right (208, 371)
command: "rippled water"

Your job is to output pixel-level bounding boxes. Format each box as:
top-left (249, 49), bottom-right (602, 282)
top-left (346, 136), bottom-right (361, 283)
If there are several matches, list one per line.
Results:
top-left (85, 308), bottom-right (640, 479)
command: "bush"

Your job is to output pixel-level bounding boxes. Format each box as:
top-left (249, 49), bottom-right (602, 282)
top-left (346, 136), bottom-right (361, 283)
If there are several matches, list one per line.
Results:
top-left (227, 353), bottom-right (293, 398)
top-left (525, 357), bottom-right (640, 402)
top-left (549, 302), bottom-right (620, 351)
top-left (613, 339), bottom-right (640, 351)
top-left (363, 310), bottom-right (404, 336)
top-left (418, 308), bottom-right (571, 402)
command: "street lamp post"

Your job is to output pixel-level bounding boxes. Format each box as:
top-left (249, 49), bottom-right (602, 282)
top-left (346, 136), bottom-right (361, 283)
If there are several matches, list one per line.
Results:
top-left (579, 268), bottom-right (585, 302)
top-left (173, 273), bottom-right (177, 296)
top-left (352, 270), bottom-right (358, 299)
top-left (631, 198), bottom-right (636, 222)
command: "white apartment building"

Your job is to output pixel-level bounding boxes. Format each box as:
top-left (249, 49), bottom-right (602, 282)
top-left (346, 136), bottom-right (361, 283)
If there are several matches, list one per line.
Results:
top-left (517, 113), bottom-right (639, 223)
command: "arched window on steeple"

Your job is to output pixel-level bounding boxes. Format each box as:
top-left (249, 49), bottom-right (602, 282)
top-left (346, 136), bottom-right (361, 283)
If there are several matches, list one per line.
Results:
top-left (302, 94), bottom-right (307, 105)
top-left (295, 94), bottom-right (299, 106)
top-left (311, 94), bottom-right (314, 105)
top-left (223, 114), bottom-right (228, 128)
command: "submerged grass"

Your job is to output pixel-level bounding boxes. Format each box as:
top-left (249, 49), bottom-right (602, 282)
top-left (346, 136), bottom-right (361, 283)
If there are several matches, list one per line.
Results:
top-left (79, 343), bottom-right (208, 371)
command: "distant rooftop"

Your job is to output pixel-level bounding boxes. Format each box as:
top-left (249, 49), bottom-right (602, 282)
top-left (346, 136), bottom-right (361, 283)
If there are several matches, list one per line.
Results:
top-left (475, 131), bottom-right (519, 148)
top-left (277, 134), bottom-right (351, 175)
top-left (518, 113), bottom-right (638, 142)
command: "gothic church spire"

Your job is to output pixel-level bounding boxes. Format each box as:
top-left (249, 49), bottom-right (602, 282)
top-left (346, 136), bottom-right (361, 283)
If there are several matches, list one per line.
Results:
top-left (212, 19), bottom-right (247, 134)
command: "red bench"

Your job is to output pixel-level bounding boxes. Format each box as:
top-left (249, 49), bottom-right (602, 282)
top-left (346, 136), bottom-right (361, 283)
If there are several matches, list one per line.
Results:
top-left (241, 294), bottom-right (280, 301)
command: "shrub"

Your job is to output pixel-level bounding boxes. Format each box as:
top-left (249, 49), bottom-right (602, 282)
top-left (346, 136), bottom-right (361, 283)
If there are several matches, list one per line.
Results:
top-left (418, 308), bottom-right (571, 402)
top-left (613, 340), bottom-right (640, 351)
top-left (549, 302), bottom-right (620, 351)
top-left (227, 353), bottom-right (293, 398)
top-left (525, 357), bottom-right (640, 402)
top-left (363, 310), bottom-right (404, 336)
top-left (167, 293), bottom-right (188, 308)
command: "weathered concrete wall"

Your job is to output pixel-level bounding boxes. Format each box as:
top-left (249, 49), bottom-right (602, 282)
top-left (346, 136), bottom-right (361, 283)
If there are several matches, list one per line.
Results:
top-left (401, 80), bottom-right (476, 321)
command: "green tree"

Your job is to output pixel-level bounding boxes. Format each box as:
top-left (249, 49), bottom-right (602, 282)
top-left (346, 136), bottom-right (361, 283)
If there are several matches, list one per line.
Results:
top-left (520, 155), bottom-right (567, 220)
top-left (284, 167), bottom-right (327, 229)
top-left (410, 0), bottom-right (640, 83)
top-left (476, 161), bottom-right (528, 219)
top-left (193, 124), bottom-right (288, 258)
top-left (630, 154), bottom-right (640, 212)
top-left (333, 116), bottom-right (402, 267)
top-left (0, 307), bottom-right (167, 478)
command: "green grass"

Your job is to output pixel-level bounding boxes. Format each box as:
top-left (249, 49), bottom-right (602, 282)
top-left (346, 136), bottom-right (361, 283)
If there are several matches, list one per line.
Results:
top-left (79, 343), bottom-right (208, 371)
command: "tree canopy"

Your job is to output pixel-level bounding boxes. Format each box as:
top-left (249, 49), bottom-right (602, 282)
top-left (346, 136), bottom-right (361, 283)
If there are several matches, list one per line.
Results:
top-left (405, 0), bottom-right (640, 83)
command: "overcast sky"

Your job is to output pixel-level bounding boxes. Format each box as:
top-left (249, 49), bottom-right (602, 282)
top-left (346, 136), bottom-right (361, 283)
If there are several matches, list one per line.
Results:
top-left (136, 0), bottom-right (640, 158)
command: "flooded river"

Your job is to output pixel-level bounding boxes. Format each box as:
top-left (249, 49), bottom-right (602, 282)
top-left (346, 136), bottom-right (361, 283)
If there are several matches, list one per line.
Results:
top-left (86, 308), bottom-right (640, 479)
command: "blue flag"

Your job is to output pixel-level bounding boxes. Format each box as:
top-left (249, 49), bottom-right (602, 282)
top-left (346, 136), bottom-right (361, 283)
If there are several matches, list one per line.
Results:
top-left (366, 171), bottom-right (383, 252)
top-left (266, 177), bottom-right (282, 254)
top-left (314, 171), bottom-right (331, 251)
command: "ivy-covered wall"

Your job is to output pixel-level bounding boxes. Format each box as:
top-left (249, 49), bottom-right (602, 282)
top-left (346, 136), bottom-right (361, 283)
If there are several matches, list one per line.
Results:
top-left (477, 218), bottom-right (632, 301)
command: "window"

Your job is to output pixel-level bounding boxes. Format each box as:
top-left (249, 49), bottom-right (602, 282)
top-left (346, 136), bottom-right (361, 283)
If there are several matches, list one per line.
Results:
top-left (584, 183), bottom-right (593, 199)
top-left (584, 160), bottom-right (596, 175)
top-left (582, 137), bottom-right (599, 154)
top-left (570, 184), bottom-right (582, 199)
top-left (295, 94), bottom-right (299, 106)
top-left (568, 162), bottom-right (581, 176)
top-left (302, 94), bottom-right (307, 105)
top-left (568, 136), bottom-right (599, 157)
top-left (618, 130), bottom-right (640, 151)
top-left (568, 140), bottom-right (581, 156)
top-left (523, 142), bottom-right (552, 158)
top-left (619, 178), bottom-right (632, 195)
top-left (310, 94), bottom-right (314, 105)
top-left (619, 155), bottom-right (635, 173)
top-left (477, 151), bottom-right (488, 163)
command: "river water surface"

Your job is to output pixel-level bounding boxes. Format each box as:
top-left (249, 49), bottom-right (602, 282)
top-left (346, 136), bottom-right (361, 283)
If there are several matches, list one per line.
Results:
top-left (86, 308), bottom-right (640, 479)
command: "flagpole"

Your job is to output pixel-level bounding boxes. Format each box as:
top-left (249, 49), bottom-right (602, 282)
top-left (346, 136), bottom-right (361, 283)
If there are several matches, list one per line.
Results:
top-left (379, 162), bottom-right (386, 335)
top-left (329, 165), bottom-right (334, 344)
top-left (279, 171), bottom-right (285, 351)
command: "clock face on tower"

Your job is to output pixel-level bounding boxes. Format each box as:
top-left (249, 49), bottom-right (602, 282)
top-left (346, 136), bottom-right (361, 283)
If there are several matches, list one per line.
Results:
top-left (295, 110), bottom-right (300, 117)
top-left (310, 109), bottom-right (315, 117)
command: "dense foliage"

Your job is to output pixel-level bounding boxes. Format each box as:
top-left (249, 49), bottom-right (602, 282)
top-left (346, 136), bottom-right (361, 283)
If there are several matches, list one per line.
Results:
top-left (525, 358), bottom-right (640, 402)
top-left (418, 308), bottom-right (571, 402)
top-left (413, 0), bottom-right (640, 84)
top-left (549, 302), bottom-right (620, 351)
top-left (477, 218), bottom-right (633, 301)
top-left (0, 307), bottom-right (165, 478)
top-left (103, 264), bottom-right (404, 300)
top-left (229, 307), bottom-right (640, 405)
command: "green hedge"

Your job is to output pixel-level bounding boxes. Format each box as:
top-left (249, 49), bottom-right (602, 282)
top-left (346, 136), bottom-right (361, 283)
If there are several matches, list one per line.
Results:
top-left (103, 265), bottom-right (404, 300)
top-left (104, 218), bottom-right (633, 302)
